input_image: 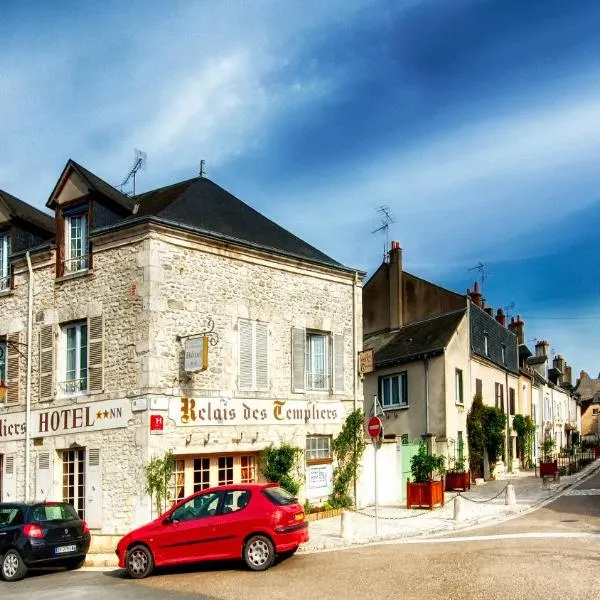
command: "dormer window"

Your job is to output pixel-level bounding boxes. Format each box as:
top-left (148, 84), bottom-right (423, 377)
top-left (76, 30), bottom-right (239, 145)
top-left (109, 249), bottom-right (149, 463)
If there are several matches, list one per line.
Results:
top-left (64, 210), bottom-right (88, 274)
top-left (0, 232), bottom-right (10, 290)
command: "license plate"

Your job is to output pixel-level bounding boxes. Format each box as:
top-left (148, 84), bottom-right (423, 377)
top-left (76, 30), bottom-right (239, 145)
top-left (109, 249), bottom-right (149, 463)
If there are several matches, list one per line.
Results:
top-left (54, 545), bottom-right (77, 555)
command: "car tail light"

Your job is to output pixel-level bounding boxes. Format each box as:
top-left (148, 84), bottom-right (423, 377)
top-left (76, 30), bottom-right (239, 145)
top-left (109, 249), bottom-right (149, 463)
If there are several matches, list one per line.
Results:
top-left (82, 521), bottom-right (90, 534)
top-left (23, 524), bottom-right (44, 539)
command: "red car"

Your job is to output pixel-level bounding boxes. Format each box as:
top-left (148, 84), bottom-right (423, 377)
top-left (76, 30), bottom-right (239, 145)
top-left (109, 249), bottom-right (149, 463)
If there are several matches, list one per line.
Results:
top-left (116, 483), bottom-right (309, 578)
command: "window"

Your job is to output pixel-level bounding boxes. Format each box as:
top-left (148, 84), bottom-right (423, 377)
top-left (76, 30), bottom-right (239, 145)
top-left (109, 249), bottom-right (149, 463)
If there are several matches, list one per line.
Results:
top-left (218, 456), bottom-right (234, 485)
top-left (509, 388), bottom-right (515, 415)
top-left (455, 369), bottom-right (464, 404)
top-left (0, 233), bottom-right (10, 291)
top-left (306, 332), bottom-right (329, 390)
top-left (169, 459), bottom-right (185, 505)
top-left (475, 378), bottom-right (482, 396)
top-left (63, 448), bottom-right (85, 520)
top-left (306, 436), bottom-right (332, 462)
top-left (501, 344), bottom-right (506, 364)
top-left (193, 458), bottom-right (210, 492)
top-left (484, 334), bottom-right (489, 356)
top-left (222, 490), bottom-right (250, 514)
top-left (0, 506), bottom-right (23, 527)
top-left (64, 213), bottom-right (89, 274)
top-left (61, 322), bottom-right (87, 394)
top-left (238, 319), bottom-right (268, 390)
top-left (495, 382), bottom-right (504, 411)
top-left (263, 486), bottom-right (297, 506)
top-left (241, 455), bottom-right (257, 483)
top-left (378, 372), bottom-right (408, 409)
top-left (172, 491), bottom-right (222, 522)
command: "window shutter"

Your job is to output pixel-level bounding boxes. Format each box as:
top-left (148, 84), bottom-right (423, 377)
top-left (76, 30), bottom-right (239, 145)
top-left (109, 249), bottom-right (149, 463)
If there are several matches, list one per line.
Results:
top-left (85, 448), bottom-right (102, 529)
top-left (255, 322), bottom-right (268, 390)
top-left (5, 332), bottom-right (22, 404)
top-left (39, 325), bottom-right (55, 402)
top-left (87, 315), bottom-right (104, 394)
top-left (333, 334), bottom-right (344, 394)
top-left (239, 319), bottom-right (253, 390)
top-left (292, 328), bottom-right (305, 393)
top-left (35, 451), bottom-right (54, 501)
top-left (3, 454), bottom-right (16, 501)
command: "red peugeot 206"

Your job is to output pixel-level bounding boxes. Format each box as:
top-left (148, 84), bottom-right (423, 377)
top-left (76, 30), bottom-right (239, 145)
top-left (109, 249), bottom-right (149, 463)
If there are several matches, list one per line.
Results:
top-left (116, 483), bottom-right (309, 578)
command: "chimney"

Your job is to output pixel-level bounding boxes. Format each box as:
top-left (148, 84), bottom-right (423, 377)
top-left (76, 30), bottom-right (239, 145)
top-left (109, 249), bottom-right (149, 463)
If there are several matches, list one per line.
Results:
top-left (485, 306), bottom-right (493, 317)
top-left (564, 365), bottom-right (572, 385)
top-left (535, 340), bottom-right (549, 358)
top-left (468, 281), bottom-right (483, 307)
top-left (389, 241), bottom-right (403, 329)
top-left (553, 354), bottom-right (565, 373)
top-left (495, 308), bottom-right (506, 327)
top-left (508, 314), bottom-right (525, 345)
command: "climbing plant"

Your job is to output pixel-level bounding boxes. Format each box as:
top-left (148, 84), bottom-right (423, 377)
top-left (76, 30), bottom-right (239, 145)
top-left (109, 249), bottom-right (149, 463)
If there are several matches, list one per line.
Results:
top-left (330, 409), bottom-right (367, 508)
top-left (513, 414), bottom-right (536, 468)
top-left (483, 405), bottom-right (507, 465)
top-left (261, 442), bottom-right (303, 496)
top-left (145, 449), bottom-right (175, 516)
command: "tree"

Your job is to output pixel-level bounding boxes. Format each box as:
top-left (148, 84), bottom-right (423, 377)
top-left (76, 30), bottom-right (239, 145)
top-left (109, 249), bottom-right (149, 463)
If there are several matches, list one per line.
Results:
top-left (261, 443), bottom-right (303, 496)
top-left (145, 450), bottom-right (175, 516)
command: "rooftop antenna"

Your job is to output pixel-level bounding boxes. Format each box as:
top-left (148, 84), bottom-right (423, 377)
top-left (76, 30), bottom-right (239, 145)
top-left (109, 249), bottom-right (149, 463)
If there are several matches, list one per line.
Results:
top-left (120, 149), bottom-right (147, 197)
top-left (199, 160), bottom-right (206, 178)
top-left (372, 206), bottom-right (395, 262)
top-left (468, 261), bottom-right (485, 298)
top-left (503, 302), bottom-right (515, 320)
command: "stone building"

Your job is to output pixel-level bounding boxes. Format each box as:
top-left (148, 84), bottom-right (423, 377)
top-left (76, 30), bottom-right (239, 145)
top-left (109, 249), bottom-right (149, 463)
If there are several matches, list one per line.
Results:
top-left (573, 371), bottom-right (600, 437)
top-left (0, 160), bottom-right (363, 547)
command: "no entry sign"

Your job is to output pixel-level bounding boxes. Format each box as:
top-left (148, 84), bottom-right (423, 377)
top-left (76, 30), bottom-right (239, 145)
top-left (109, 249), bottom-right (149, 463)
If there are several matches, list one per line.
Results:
top-left (367, 416), bottom-right (382, 439)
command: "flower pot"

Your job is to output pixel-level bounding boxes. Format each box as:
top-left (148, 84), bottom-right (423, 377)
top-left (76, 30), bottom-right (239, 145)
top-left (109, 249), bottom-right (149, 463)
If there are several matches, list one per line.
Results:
top-left (445, 471), bottom-right (471, 491)
top-left (406, 480), bottom-right (444, 510)
top-left (539, 460), bottom-right (558, 478)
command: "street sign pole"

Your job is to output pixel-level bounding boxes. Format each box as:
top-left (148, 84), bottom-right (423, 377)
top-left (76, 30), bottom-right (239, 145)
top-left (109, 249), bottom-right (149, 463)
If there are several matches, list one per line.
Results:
top-left (367, 412), bottom-right (383, 536)
top-left (373, 438), bottom-right (378, 535)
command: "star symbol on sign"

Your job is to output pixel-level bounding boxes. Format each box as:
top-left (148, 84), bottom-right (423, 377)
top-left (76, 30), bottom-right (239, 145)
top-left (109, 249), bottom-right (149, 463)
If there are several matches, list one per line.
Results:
top-left (96, 411), bottom-right (103, 420)
top-left (103, 410), bottom-right (110, 419)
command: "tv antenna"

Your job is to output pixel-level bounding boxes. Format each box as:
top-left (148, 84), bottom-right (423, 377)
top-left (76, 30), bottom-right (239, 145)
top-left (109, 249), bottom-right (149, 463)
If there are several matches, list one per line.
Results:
top-left (372, 206), bottom-right (395, 262)
top-left (503, 302), bottom-right (515, 320)
top-left (120, 149), bottom-right (147, 197)
top-left (468, 261), bottom-right (485, 296)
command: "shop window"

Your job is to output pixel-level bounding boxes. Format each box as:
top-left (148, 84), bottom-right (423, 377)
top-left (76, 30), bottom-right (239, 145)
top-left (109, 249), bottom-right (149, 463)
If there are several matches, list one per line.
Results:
top-left (169, 459), bottom-right (185, 505)
top-left (241, 455), bottom-right (257, 483)
top-left (193, 458), bottom-right (210, 492)
top-left (218, 456), bottom-right (234, 485)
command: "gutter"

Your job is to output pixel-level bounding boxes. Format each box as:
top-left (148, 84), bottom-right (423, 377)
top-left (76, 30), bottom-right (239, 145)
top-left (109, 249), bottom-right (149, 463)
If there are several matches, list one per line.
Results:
top-left (25, 251), bottom-right (33, 502)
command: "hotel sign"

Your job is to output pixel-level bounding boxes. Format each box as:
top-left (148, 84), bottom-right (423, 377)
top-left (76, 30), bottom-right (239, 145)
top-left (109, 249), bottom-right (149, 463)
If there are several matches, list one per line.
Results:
top-left (171, 398), bottom-right (346, 427)
top-left (0, 399), bottom-right (132, 442)
top-left (184, 337), bottom-right (208, 372)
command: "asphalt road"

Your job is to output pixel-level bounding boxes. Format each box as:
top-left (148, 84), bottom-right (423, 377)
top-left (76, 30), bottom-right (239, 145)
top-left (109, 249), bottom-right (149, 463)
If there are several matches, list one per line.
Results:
top-left (3, 468), bottom-right (600, 600)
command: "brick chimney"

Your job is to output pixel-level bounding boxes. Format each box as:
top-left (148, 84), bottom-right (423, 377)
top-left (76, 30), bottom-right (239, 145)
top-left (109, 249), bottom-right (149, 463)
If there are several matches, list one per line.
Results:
top-left (508, 314), bottom-right (525, 345)
top-left (389, 241), bottom-right (403, 329)
top-left (535, 340), bottom-right (549, 358)
top-left (467, 281), bottom-right (483, 307)
top-left (564, 364), bottom-right (572, 385)
top-left (485, 306), bottom-right (493, 316)
top-left (495, 308), bottom-right (506, 327)
top-left (553, 354), bottom-right (565, 373)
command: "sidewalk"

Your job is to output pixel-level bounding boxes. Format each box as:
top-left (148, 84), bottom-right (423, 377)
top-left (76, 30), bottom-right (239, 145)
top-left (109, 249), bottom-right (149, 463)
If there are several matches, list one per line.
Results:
top-left (83, 460), bottom-right (600, 568)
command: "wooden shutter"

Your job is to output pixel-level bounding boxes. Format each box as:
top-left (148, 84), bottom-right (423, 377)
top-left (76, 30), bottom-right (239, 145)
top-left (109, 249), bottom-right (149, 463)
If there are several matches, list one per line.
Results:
top-left (333, 334), bottom-right (344, 393)
top-left (85, 448), bottom-right (102, 528)
top-left (239, 319), bottom-right (253, 390)
top-left (3, 454), bottom-right (16, 501)
top-left (87, 315), bottom-right (104, 394)
top-left (476, 378), bottom-right (482, 396)
top-left (35, 451), bottom-right (53, 501)
top-left (5, 332), bottom-right (21, 404)
top-left (39, 325), bottom-right (55, 402)
top-left (292, 328), bottom-right (305, 393)
top-left (255, 322), bottom-right (268, 390)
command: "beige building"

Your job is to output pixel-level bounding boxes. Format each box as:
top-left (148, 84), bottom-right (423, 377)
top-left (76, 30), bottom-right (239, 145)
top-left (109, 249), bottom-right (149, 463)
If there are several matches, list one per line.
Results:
top-left (573, 371), bottom-right (600, 438)
top-left (0, 160), bottom-right (363, 545)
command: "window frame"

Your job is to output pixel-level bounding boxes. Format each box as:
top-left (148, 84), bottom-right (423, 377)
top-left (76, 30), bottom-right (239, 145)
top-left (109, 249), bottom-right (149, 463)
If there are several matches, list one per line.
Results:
top-left (483, 333), bottom-right (489, 357)
top-left (455, 368), bottom-right (464, 405)
top-left (305, 436), bottom-right (332, 465)
top-left (305, 331), bottom-right (331, 391)
top-left (64, 211), bottom-right (89, 275)
top-left (0, 233), bottom-right (10, 291)
top-left (378, 371), bottom-right (408, 410)
top-left (60, 321), bottom-right (88, 396)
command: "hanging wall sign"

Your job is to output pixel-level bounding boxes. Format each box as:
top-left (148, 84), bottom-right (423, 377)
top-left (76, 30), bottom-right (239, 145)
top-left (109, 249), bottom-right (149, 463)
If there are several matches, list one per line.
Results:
top-left (184, 337), bottom-right (208, 372)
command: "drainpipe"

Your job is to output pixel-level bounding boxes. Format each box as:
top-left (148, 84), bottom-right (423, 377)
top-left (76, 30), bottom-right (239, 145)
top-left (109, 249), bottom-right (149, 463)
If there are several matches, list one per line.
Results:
top-left (424, 355), bottom-right (430, 434)
top-left (352, 271), bottom-right (359, 506)
top-left (505, 369), bottom-right (510, 472)
top-left (25, 251), bottom-right (33, 502)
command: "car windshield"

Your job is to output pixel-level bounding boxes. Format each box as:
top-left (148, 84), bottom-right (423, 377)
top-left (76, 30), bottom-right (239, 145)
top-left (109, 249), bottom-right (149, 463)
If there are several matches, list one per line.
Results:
top-left (262, 486), bottom-right (297, 506)
top-left (30, 503), bottom-right (80, 522)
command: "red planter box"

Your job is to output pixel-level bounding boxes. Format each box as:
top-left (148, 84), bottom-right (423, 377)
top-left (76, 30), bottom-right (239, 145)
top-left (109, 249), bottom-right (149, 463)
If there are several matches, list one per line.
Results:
top-left (445, 471), bottom-right (471, 491)
top-left (539, 460), bottom-right (558, 477)
top-left (594, 447), bottom-right (600, 459)
top-left (406, 480), bottom-right (444, 510)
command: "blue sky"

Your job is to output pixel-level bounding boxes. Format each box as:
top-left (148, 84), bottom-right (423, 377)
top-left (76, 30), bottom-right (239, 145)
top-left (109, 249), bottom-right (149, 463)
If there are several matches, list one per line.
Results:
top-left (1, 0), bottom-right (600, 376)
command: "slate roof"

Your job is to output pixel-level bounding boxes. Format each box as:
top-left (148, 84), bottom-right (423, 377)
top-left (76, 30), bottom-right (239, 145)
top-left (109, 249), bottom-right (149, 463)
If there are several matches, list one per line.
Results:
top-left (0, 189), bottom-right (55, 235)
top-left (364, 309), bottom-right (466, 367)
top-left (131, 176), bottom-right (343, 268)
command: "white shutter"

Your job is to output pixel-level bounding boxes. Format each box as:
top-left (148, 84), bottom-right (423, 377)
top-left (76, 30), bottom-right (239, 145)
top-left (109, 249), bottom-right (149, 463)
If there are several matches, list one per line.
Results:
top-left (239, 319), bottom-right (253, 390)
top-left (292, 328), bottom-right (306, 393)
top-left (85, 448), bottom-right (102, 528)
top-left (87, 315), bottom-right (104, 394)
top-left (35, 451), bottom-right (54, 501)
top-left (39, 325), bottom-right (55, 401)
top-left (255, 322), bottom-right (268, 390)
top-left (5, 332), bottom-right (22, 404)
top-left (3, 454), bottom-right (17, 501)
top-left (333, 334), bottom-right (345, 394)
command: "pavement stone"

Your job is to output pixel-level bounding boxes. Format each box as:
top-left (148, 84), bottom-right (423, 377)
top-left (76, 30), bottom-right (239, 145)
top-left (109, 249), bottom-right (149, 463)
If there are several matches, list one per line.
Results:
top-left (83, 460), bottom-right (600, 568)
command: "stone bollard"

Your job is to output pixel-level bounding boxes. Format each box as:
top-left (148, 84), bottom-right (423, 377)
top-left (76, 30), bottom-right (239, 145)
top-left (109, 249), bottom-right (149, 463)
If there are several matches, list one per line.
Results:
top-left (340, 510), bottom-right (353, 541)
top-left (453, 496), bottom-right (464, 521)
top-left (505, 483), bottom-right (516, 506)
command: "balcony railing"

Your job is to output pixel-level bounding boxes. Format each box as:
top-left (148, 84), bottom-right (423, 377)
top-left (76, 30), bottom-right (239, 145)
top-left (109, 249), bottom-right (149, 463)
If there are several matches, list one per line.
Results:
top-left (306, 371), bottom-right (329, 391)
top-left (63, 254), bottom-right (89, 275)
top-left (58, 378), bottom-right (87, 395)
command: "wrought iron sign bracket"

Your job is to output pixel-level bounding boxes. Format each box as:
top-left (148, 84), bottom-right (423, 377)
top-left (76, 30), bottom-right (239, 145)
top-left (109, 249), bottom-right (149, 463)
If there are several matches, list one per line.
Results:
top-left (0, 339), bottom-right (28, 361)
top-left (176, 318), bottom-right (219, 347)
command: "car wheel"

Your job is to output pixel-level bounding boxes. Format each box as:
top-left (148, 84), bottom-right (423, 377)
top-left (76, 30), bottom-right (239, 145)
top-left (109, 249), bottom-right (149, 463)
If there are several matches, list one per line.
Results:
top-left (244, 535), bottom-right (275, 571)
top-left (1, 549), bottom-right (28, 582)
top-left (65, 556), bottom-right (86, 570)
top-left (126, 545), bottom-right (154, 579)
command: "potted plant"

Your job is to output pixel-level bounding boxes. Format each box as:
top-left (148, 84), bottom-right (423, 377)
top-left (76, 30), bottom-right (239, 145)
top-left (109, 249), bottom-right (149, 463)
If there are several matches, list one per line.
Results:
top-left (445, 456), bottom-right (471, 491)
top-left (539, 438), bottom-right (557, 478)
top-left (406, 444), bottom-right (446, 509)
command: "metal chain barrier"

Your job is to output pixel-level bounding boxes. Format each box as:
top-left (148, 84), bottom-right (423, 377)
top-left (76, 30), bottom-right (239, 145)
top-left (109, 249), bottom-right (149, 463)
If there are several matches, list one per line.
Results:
top-left (455, 484), bottom-right (509, 504)
top-left (348, 507), bottom-right (431, 520)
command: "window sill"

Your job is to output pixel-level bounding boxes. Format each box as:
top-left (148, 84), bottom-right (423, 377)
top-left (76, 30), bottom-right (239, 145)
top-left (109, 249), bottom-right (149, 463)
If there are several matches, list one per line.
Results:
top-left (0, 288), bottom-right (13, 297)
top-left (455, 402), bottom-right (465, 407)
top-left (306, 458), bottom-right (333, 466)
top-left (382, 405), bottom-right (409, 411)
top-left (55, 269), bottom-right (93, 284)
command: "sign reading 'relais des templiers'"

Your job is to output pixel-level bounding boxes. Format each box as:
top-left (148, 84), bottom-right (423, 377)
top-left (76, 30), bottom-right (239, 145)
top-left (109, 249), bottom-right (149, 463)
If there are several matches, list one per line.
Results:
top-left (171, 398), bottom-right (346, 427)
top-left (0, 400), bottom-right (132, 442)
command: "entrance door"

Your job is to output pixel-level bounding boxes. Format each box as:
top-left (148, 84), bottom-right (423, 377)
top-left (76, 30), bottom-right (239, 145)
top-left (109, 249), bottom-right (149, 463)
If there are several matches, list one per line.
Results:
top-left (63, 448), bottom-right (86, 519)
top-left (400, 441), bottom-right (421, 503)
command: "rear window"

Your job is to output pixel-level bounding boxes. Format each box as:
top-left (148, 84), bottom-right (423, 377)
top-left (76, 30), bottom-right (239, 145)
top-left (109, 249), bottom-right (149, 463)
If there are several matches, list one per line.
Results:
top-left (31, 504), bottom-right (80, 522)
top-left (262, 486), bottom-right (297, 506)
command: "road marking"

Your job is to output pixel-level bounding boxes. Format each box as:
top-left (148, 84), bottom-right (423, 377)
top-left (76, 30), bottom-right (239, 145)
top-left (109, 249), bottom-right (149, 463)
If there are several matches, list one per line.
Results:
top-left (395, 532), bottom-right (600, 545)
top-left (565, 488), bottom-right (600, 496)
